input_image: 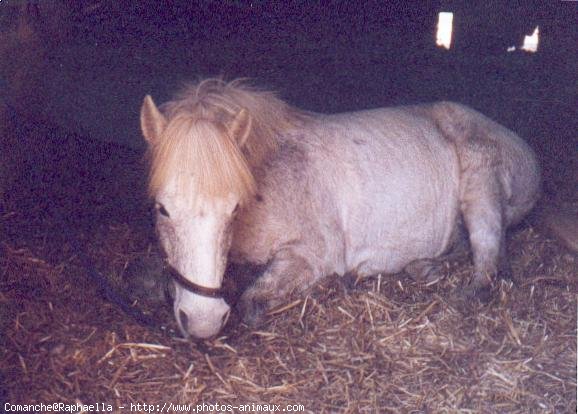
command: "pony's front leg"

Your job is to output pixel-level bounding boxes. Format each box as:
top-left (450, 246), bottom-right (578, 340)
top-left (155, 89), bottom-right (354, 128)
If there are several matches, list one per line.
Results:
top-left (238, 249), bottom-right (319, 326)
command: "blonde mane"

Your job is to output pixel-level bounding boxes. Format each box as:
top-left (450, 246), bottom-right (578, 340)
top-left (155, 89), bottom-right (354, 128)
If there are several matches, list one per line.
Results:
top-left (148, 78), bottom-right (305, 205)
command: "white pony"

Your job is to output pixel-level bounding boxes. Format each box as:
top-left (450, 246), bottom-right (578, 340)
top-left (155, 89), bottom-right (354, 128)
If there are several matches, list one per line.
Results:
top-left (140, 79), bottom-right (540, 339)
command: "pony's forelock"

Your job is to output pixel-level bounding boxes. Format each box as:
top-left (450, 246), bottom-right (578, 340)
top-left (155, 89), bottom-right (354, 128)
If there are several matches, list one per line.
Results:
top-left (147, 78), bottom-right (305, 205)
top-left (149, 116), bottom-right (256, 205)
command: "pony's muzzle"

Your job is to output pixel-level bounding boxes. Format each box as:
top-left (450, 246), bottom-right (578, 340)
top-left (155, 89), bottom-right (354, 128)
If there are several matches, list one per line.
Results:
top-left (174, 294), bottom-right (231, 339)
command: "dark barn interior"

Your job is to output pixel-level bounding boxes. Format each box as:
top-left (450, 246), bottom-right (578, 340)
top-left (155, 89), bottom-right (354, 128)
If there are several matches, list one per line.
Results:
top-left (1, 1), bottom-right (576, 412)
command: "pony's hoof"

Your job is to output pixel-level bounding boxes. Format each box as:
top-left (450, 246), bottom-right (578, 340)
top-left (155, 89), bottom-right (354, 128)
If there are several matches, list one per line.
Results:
top-left (449, 284), bottom-right (492, 315)
top-left (498, 262), bottom-right (514, 284)
top-left (404, 259), bottom-right (441, 283)
top-left (462, 283), bottom-right (493, 303)
top-left (341, 273), bottom-right (361, 291)
top-left (238, 294), bottom-right (268, 327)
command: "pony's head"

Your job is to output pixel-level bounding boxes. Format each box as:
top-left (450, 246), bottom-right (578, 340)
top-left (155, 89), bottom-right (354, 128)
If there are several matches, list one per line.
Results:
top-left (140, 79), bottom-right (299, 338)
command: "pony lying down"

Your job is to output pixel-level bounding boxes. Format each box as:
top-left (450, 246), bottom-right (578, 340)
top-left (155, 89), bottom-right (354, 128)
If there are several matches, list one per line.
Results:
top-left (140, 79), bottom-right (540, 339)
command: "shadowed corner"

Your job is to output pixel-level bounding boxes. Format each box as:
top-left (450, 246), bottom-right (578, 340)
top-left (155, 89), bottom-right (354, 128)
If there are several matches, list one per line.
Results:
top-left (0, 371), bottom-right (6, 407)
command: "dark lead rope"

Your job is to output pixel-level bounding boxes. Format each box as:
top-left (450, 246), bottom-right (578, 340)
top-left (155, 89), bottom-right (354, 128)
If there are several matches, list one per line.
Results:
top-left (67, 228), bottom-right (159, 328)
top-left (1, 77), bottom-right (158, 329)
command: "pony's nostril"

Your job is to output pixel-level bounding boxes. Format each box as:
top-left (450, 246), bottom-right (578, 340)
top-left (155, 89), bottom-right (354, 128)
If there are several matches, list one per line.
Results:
top-left (179, 309), bottom-right (189, 330)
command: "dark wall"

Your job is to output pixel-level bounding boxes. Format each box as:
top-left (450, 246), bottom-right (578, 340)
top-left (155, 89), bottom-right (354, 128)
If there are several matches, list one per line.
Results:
top-left (1, 1), bottom-right (575, 150)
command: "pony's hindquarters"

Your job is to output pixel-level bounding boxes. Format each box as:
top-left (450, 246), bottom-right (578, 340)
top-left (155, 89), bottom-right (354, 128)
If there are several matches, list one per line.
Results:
top-left (428, 101), bottom-right (541, 225)
top-left (428, 102), bottom-right (541, 295)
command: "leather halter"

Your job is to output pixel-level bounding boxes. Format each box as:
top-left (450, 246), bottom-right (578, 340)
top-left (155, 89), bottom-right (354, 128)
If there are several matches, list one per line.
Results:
top-left (165, 265), bottom-right (226, 299)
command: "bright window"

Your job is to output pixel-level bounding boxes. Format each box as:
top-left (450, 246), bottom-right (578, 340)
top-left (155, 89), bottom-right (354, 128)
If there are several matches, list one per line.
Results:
top-left (436, 12), bottom-right (453, 50)
top-left (521, 26), bottom-right (539, 53)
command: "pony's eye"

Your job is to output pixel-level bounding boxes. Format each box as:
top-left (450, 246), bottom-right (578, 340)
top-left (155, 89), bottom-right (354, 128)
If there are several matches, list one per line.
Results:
top-left (157, 204), bottom-right (170, 218)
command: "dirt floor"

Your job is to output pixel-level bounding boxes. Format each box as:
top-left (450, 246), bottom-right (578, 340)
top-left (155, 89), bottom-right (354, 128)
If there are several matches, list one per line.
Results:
top-left (1, 4), bottom-right (577, 413)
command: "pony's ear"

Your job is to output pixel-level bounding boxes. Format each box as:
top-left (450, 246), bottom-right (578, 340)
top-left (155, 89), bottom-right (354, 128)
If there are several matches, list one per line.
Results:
top-left (228, 108), bottom-right (252, 148)
top-left (140, 95), bottom-right (167, 144)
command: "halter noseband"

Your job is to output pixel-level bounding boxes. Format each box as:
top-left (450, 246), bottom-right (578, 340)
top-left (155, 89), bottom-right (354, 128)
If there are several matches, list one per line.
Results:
top-left (165, 265), bottom-right (227, 299)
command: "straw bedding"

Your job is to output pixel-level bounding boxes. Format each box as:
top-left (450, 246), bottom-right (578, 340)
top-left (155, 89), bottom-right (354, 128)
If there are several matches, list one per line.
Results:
top-left (1, 171), bottom-right (576, 412)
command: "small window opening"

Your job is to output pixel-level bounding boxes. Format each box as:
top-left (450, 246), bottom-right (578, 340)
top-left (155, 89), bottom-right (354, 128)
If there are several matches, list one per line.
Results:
top-left (521, 26), bottom-right (539, 53)
top-left (436, 12), bottom-right (454, 50)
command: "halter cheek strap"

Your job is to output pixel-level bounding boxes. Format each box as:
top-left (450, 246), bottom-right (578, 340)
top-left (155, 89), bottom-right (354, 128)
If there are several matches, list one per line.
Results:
top-left (165, 265), bottom-right (227, 299)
